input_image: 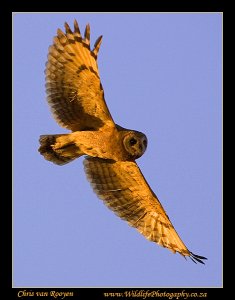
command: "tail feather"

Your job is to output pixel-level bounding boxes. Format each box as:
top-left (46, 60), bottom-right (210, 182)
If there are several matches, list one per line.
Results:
top-left (38, 134), bottom-right (78, 165)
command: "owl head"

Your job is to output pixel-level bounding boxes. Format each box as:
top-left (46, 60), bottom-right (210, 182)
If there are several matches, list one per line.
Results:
top-left (123, 131), bottom-right (148, 159)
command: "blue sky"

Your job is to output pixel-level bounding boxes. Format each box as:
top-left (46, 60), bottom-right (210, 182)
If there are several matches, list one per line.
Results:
top-left (13, 13), bottom-right (222, 287)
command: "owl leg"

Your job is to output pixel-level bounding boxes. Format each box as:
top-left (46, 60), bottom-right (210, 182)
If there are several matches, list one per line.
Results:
top-left (39, 134), bottom-right (83, 165)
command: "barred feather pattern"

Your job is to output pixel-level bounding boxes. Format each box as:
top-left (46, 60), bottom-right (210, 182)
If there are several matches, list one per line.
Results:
top-left (84, 157), bottom-right (207, 264)
top-left (83, 158), bottom-right (200, 260)
top-left (45, 20), bottom-right (115, 131)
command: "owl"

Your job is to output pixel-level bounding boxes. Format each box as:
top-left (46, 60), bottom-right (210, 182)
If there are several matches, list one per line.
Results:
top-left (39, 20), bottom-right (207, 264)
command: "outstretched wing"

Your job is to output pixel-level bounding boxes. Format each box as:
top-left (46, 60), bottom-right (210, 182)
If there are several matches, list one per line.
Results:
top-left (45, 20), bottom-right (115, 131)
top-left (84, 157), bottom-right (207, 264)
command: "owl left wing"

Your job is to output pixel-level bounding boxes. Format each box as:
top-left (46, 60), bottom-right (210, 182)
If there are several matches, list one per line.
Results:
top-left (83, 157), bottom-right (207, 264)
top-left (45, 20), bottom-right (115, 131)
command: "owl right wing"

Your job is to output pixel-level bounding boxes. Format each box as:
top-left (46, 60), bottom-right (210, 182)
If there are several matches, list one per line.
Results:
top-left (83, 157), bottom-right (207, 264)
top-left (45, 20), bottom-right (115, 131)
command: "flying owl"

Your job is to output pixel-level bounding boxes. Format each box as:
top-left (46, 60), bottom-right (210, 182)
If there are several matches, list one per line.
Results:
top-left (39, 20), bottom-right (207, 264)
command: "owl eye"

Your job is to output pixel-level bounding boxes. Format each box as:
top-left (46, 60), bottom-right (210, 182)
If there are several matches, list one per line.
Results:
top-left (129, 138), bottom-right (137, 146)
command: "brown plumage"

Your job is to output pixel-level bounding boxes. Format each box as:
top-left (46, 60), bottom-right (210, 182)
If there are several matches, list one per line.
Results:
top-left (38, 20), bottom-right (207, 264)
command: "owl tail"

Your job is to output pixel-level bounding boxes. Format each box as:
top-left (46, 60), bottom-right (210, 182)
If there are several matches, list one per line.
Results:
top-left (38, 134), bottom-right (82, 165)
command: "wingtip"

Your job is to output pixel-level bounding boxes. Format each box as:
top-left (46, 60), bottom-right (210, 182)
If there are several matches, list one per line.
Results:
top-left (93, 35), bottom-right (103, 57)
top-left (189, 252), bottom-right (208, 265)
top-left (64, 22), bottom-right (72, 34)
top-left (84, 24), bottom-right (91, 41)
top-left (60, 20), bottom-right (103, 55)
top-left (74, 19), bottom-right (81, 34)
top-left (57, 28), bottom-right (65, 37)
